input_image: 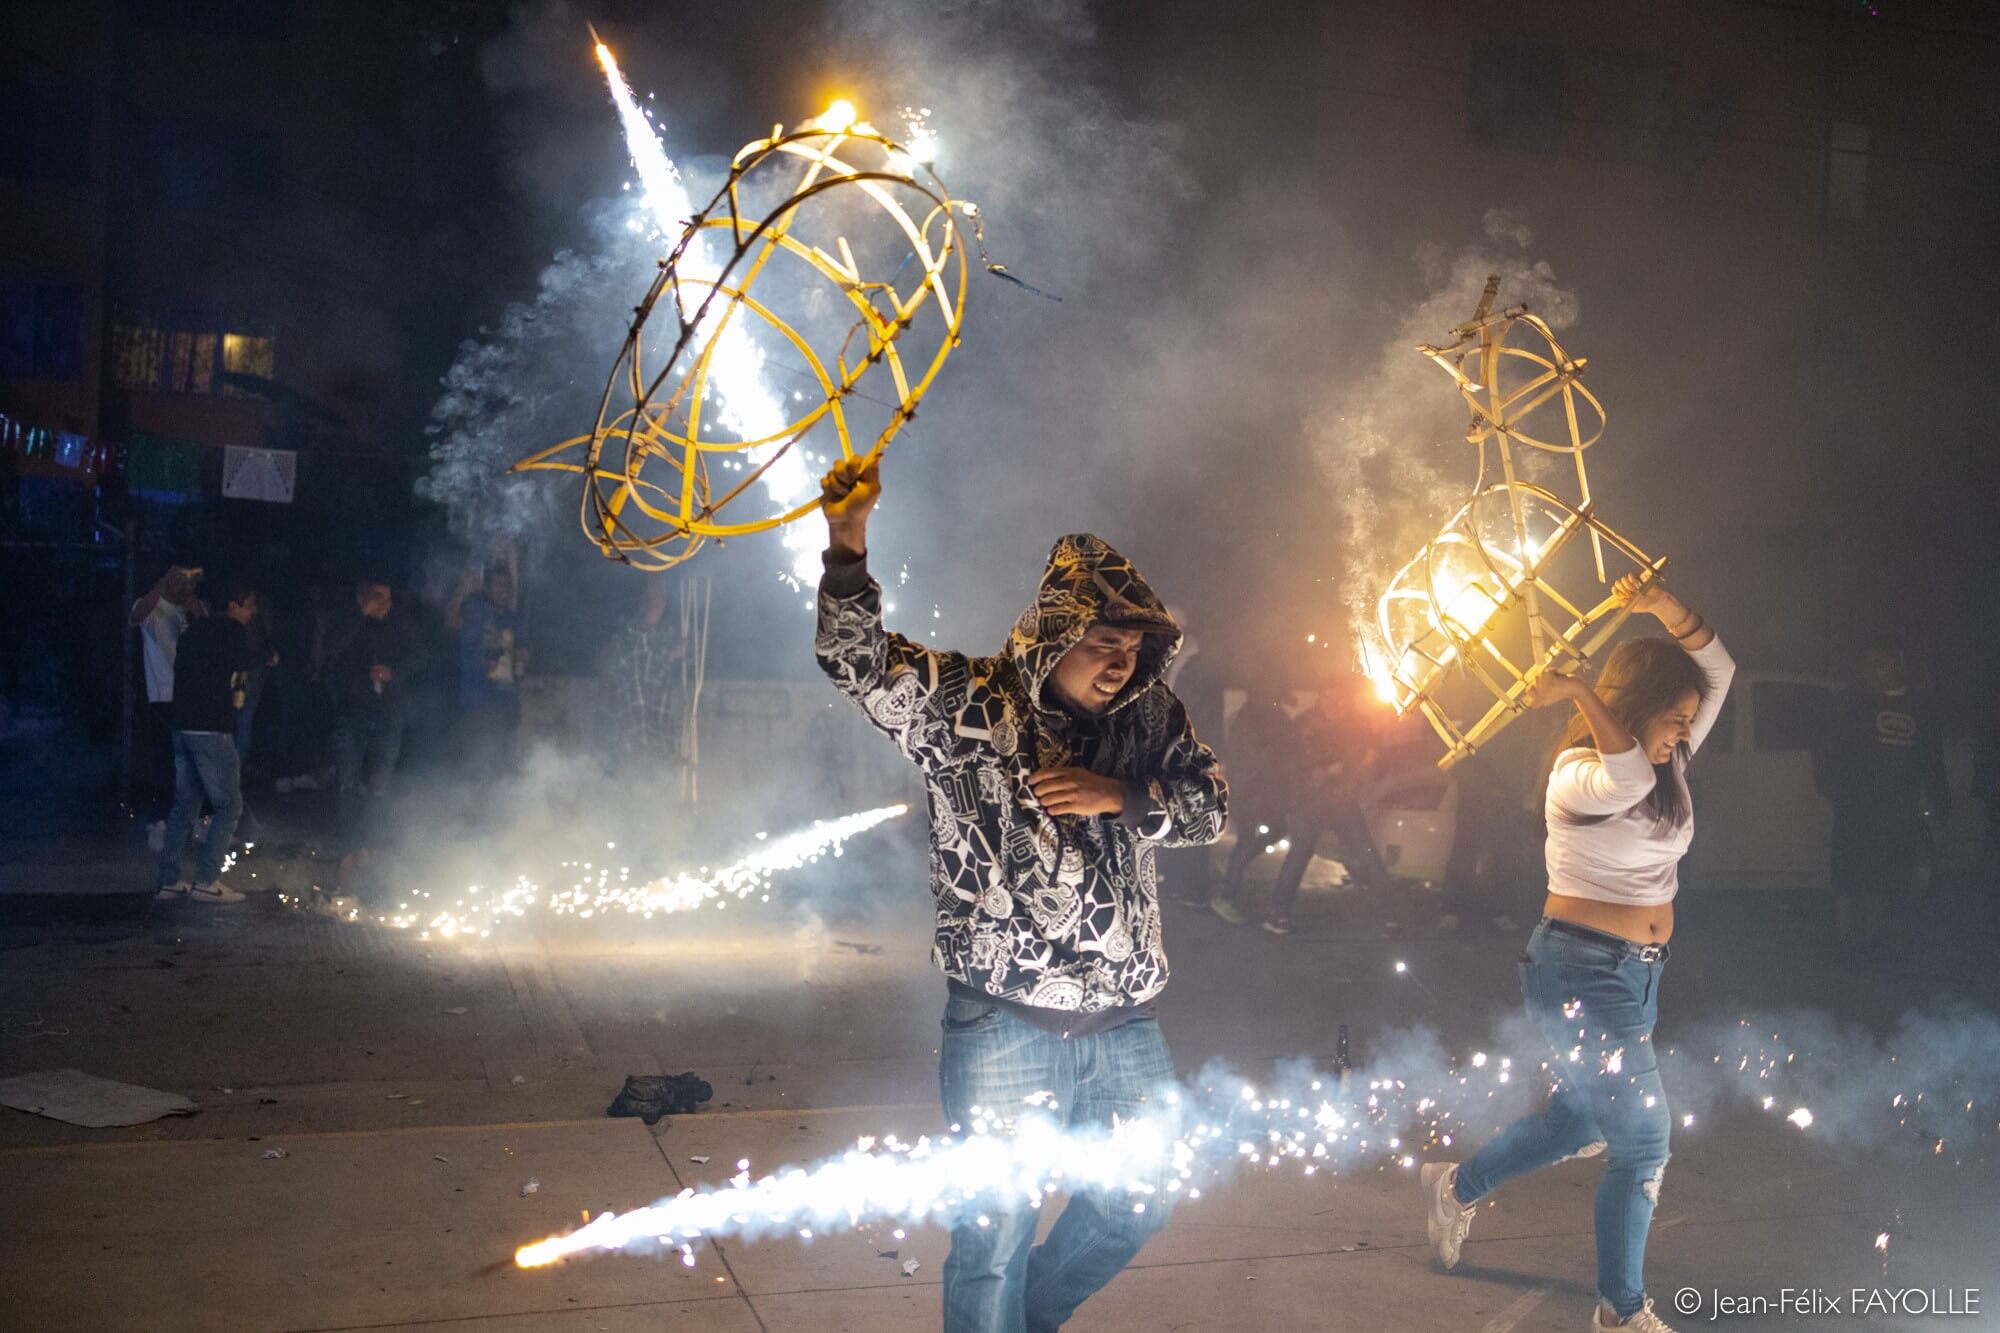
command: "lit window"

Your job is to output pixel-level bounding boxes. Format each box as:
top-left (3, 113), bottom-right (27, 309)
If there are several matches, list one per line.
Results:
top-left (112, 323), bottom-right (168, 391)
top-left (222, 332), bottom-right (275, 393)
top-left (112, 311), bottom-right (275, 394)
top-left (168, 329), bottom-right (218, 394)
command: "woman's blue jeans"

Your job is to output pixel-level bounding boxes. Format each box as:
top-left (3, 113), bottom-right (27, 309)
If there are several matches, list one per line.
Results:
top-left (937, 994), bottom-right (1180, 1333)
top-left (1453, 919), bottom-right (1673, 1319)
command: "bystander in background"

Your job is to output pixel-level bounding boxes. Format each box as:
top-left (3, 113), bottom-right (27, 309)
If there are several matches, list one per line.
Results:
top-left (1816, 637), bottom-right (1952, 962)
top-left (128, 562), bottom-right (199, 836)
top-left (325, 577), bottom-right (424, 890)
top-left (1211, 674), bottom-right (1395, 935)
top-left (154, 574), bottom-right (258, 906)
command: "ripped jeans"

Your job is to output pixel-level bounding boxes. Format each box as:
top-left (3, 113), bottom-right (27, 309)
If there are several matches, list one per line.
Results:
top-left (937, 995), bottom-right (1180, 1333)
top-left (1453, 918), bottom-right (1672, 1320)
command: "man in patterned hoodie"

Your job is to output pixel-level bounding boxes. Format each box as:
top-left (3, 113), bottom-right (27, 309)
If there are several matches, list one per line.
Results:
top-left (815, 457), bottom-right (1227, 1333)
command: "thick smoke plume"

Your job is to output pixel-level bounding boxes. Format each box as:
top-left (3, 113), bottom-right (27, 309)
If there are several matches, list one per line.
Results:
top-left (1314, 208), bottom-right (1581, 644)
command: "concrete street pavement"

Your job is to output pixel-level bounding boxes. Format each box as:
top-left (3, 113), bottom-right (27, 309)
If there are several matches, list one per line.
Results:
top-left (4, 834), bottom-right (1998, 1331)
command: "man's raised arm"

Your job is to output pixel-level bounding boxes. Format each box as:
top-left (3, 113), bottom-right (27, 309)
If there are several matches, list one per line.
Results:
top-left (813, 457), bottom-right (958, 748)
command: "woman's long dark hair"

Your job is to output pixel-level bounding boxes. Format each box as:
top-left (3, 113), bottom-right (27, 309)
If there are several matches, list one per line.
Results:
top-left (1549, 637), bottom-right (1712, 831)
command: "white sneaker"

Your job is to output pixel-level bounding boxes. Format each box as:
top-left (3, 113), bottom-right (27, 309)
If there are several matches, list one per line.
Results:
top-left (189, 880), bottom-right (246, 904)
top-left (154, 881), bottom-right (191, 902)
top-left (1422, 1161), bottom-right (1477, 1269)
top-left (1576, 1140), bottom-right (1607, 1158)
top-left (1592, 1297), bottom-right (1676, 1331)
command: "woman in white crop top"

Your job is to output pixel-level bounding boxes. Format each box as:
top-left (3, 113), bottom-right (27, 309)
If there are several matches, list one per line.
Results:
top-left (1419, 577), bottom-right (1734, 1333)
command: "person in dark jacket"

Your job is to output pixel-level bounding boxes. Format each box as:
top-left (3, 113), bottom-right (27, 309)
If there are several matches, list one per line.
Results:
top-left (1204, 684), bottom-right (1306, 918)
top-left (814, 457), bottom-right (1226, 1333)
top-left (1211, 672), bottom-right (1394, 934)
top-left (154, 575), bottom-right (259, 905)
top-left (325, 578), bottom-right (426, 883)
top-left (1816, 637), bottom-right (1952, 955)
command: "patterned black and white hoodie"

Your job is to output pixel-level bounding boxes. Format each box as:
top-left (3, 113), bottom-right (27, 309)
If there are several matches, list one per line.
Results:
top-left (816, 533), bottom-right (1228, 1013)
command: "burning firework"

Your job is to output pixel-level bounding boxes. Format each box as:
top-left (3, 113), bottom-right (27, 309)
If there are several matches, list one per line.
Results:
top-left (509, 1007), bottom-right (2000, 1271)
top-left (1362, 275), bottom-right (1669, 767)
top-left (512, 1049), bottom-right (1528, 1270)
top-left (513, 34), bottom-right (973, 582)
top-left (372, 804), bottom-right (907, 940)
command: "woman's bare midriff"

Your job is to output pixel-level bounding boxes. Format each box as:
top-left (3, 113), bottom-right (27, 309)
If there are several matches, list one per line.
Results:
top-left (1542, 892), bottom-right (1673, 945)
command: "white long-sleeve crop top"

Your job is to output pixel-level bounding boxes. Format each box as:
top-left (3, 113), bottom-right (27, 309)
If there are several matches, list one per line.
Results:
top-left (1542, 636), bottom-right (1736, 907)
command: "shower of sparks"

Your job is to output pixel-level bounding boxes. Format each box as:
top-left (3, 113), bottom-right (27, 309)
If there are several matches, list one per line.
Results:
top-left (511, 1006), bottom-right (2000, 1271)
top-left (593, 41), bottom-right (820, 588)
top-left (518, 1111), bottom-right (1180, 1268)
top-left (378, 805), bottom-right (908, 939)
top-left (893, 105), bottom-right (939, 168)
top-left (515, 1060), bottom-right (1515, 1270)
top-left (1391, 958), bottom-right (1438, 1005)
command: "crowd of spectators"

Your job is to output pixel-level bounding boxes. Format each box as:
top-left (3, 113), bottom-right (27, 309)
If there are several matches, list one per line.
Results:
top-left (130, 561), bottom-right (521, 900)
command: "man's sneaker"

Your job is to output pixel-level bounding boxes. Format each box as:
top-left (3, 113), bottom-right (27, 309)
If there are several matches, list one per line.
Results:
top-left (1592, 1297), bottom-right (1677, 1331)
top-left (188, 880), bottom-right (245, 905)
top-left (154, 881), bottom-right (191, 902)
top-left (1260, 917), bottom-right (1292, 936)
top-left (1421, 1161), bottom-right (1477, 1269)
top-left (1209, 898), bottom-right (1249, 925)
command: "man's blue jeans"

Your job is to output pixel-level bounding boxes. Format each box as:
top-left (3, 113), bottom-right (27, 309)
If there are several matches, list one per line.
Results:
top-left (157, 731), bottom-right (243, 886)
top-left (331, 715), bottom-right (403, 857)
top-left (1453, 920), bottom-right (1673, 1319)
top-left (937, 994), bottom-right (1179, 1333)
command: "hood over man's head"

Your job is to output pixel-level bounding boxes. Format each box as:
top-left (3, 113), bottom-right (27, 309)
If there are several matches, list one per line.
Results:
top-left (1007, 534), bottom-right (1182, 717)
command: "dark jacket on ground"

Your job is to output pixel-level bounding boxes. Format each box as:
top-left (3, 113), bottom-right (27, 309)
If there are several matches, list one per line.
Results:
top-left (170, 617), bottom-right (254, 734)
top-left (816, 533), bottom-right (1228, 1013)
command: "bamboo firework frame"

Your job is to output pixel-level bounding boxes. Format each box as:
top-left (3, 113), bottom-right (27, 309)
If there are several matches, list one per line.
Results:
top-left (514, 109), bottom-right (971, 570)
top-left (1371, 277), bottom-right (1668, 769)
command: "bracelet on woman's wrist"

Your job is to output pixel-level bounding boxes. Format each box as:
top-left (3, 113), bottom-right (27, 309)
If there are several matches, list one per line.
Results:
top-left (1672, 614), bottom-right (1706, 640)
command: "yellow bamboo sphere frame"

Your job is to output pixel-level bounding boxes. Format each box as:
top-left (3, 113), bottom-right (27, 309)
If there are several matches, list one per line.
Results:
top-left (1372, 277), bottom-right (1668, 769)
top-left (513, 115), bottom-right (971, 570)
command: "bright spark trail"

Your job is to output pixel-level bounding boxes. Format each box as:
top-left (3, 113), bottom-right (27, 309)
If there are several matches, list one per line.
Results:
top-left (512, 1007), bottom-right (2000, 1269)
top-left (377, 804), bottom-right (907, 940)
top-left (593, 41), bottom-right (821, 589)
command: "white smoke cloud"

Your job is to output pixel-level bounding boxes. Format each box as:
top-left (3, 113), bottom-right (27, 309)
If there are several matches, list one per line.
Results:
top-left (1312, 211), bottom-right (1581, 639)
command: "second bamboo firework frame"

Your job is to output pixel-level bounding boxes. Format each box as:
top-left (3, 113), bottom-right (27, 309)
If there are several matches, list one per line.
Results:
top-left (1371, 277), bottom-right (1668, 769)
